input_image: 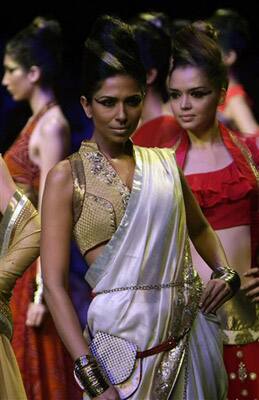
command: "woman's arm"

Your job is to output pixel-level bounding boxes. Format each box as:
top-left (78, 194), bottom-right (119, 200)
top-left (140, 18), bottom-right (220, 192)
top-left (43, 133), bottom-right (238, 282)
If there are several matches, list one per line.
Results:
top-left (41, 160), bottom-right (117, 399)
top-left (178, 167), bottom-right (240, 313)
top-left (227, 95), bottom-right (259, 136)
top-left (27, 117), bottom-right (70, 326)
top-left (41, 159), bottom-right (88, 359)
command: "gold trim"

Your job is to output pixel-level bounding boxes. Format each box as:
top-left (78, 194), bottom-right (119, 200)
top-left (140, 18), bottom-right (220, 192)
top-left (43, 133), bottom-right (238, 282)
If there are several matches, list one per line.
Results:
top-left (228, 131), bottom-right (259, 186)
top-left (0, 190), bottom-right (28, 256)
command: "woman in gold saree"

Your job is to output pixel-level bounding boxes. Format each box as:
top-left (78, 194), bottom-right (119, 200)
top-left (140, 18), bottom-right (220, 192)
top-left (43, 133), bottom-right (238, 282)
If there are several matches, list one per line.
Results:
top-left (0, 155), bottom-right (40, 399)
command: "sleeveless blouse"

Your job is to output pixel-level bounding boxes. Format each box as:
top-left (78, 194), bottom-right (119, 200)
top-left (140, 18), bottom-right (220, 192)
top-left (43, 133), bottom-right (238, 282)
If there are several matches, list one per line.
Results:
top-left (69, 140), bottom-right (131, 255)
top-left (186, 161), bottom-right (256, 230)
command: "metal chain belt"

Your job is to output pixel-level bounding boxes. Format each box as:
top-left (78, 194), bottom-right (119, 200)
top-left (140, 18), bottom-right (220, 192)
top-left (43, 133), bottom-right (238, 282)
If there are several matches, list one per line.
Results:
top-left (95, 279), bottom-right (194, 295)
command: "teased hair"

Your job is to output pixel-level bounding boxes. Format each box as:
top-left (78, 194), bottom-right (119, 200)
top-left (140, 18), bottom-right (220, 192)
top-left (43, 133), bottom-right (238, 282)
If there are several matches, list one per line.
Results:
top-left (209, 8), bottom-right (250, 58)
top-left (130, 12), bottom-right (172, 102)
top-left (81, 15), bottom-right (146, 101)
top-left (5, 16), bottom-right (62, 87)
top-left (170, 22), bottom-right (228, 90)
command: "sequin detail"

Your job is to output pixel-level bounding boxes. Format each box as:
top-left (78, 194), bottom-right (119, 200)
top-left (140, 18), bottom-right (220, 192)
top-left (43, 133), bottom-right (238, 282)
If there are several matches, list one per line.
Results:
top-left (69, 142), bottom-right (131, 255)
top-left (154, 240), bottom-right (203, 398)
top-left (0, 297), bottom-right (12, 339)
top-left (86, 151), bottom-right (130, 209)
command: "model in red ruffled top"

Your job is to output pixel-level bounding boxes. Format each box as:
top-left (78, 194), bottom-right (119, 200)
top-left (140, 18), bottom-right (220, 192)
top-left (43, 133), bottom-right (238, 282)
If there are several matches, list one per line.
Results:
top-left (167, 22), bottom-right (259, 400)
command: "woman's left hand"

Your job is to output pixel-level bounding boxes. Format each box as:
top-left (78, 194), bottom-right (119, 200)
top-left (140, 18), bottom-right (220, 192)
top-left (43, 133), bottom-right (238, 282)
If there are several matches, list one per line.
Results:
top-left (242, 267), bottom-right (259, 302)
top-left (199, 278), bottom-right (232, 314)
top-left (26, 302), bottom-right (48, 327)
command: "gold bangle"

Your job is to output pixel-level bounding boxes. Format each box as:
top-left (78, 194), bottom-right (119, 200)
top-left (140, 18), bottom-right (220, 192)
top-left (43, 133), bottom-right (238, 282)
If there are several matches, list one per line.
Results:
top-left (33, 273), bottom-right (43, 304)
top-left (211, 266), bottom-right (240, 294)
top-left (74, 355), bottom-right (109, 396)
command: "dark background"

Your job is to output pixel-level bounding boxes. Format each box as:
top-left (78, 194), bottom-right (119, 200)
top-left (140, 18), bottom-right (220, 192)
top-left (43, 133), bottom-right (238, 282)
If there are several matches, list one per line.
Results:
top-left (1, 0), bottom-right (259, 152)
top-left (2, 0), bottom-right (259, 77)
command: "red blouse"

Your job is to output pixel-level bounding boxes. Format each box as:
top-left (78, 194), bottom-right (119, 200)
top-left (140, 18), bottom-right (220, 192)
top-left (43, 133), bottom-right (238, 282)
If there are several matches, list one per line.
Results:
top-left (186, 162), bottom-right (256, 230)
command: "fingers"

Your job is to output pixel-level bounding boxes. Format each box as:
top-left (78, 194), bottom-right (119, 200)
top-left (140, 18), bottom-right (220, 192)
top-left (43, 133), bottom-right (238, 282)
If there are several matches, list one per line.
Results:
top-left (242, 285), bottom-right (259, 302)
top-left (242, 268), bottom-right (259, 303)
top-left (243, 267), bottom-right (259, 277)
top-left (199, 279), bottom-right (230, 314)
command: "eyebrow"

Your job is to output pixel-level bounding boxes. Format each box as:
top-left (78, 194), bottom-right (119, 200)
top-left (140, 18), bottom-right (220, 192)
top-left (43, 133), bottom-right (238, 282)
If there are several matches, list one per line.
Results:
top-left (95, 94), bottom-right (142, 101)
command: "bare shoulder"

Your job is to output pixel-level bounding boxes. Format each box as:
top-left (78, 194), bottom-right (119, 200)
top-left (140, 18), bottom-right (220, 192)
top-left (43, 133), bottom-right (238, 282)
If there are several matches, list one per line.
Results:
top-left (40, 107), bottom-right (70, 138)
top-left (45, 159), bottom-right (73, 195)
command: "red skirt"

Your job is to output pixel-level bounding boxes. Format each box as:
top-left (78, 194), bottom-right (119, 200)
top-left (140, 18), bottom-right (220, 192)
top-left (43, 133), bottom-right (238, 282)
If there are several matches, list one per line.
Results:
top-left (10, 262), bottom-right (82, 400)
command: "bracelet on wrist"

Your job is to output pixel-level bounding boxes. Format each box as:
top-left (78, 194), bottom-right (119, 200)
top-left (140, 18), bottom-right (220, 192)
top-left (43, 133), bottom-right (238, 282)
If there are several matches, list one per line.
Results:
top-left (33, 273), bottom-right (44, 304)
top-left (74, 354), bottom-right (109, 396)
top-left (211, 266), bottom-right (241, 294)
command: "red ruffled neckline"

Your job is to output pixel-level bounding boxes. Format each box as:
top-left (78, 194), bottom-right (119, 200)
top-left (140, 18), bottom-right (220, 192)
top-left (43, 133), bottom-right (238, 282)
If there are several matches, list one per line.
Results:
top-left (186, 162), bottom-right (254, 208)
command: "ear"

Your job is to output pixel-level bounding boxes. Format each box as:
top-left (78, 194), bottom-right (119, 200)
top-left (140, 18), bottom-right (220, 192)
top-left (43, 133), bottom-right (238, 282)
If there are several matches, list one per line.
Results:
top-left (80, 96), bottom-right (93, 118)
top-left (28, 65), bottom-right (41, 83)
top-left (222, 50), bottom-right (237, 67)
top-left (218, 87), bottom-right (227, 106)
top-left (146, 68), bottom-right (158, 85)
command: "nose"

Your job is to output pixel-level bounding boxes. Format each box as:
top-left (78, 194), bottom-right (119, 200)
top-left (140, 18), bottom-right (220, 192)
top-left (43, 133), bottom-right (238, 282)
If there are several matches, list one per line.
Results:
top-left (115, 103), bottom-right (127, 124)
top-left (180, 94), bottom-right (191, 110)
top-left (2, 72), bottom-right (8, 86)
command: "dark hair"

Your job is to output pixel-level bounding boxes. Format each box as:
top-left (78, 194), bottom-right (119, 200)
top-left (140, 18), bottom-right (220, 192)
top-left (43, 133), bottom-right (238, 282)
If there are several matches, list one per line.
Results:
top-left (209, 9), bottom-right (250, 59)
top-left (5, 16), bottom-right (62, 87)
top-left (81, 15), bottom-right (146, 102)
top-left (130, 12), bottom-right (172, 102)
top-left (170, 22), bottom-right (228, 90)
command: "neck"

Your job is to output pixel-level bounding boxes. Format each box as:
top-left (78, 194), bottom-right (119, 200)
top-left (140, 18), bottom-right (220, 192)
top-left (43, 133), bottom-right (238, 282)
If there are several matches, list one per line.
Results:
top-left (29, 87), bottom-right (56, 115)
top-left (187, 120), bottom-right (221, 148)
top-left (91, 137), bottom-right (132, 159)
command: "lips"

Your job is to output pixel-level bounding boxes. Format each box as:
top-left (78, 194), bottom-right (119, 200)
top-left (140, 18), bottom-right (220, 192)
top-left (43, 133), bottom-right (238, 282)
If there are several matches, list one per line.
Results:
top-left (110, 127), bottom-right (129, 133)
top-left (179, 115), bottom-right (195, 122)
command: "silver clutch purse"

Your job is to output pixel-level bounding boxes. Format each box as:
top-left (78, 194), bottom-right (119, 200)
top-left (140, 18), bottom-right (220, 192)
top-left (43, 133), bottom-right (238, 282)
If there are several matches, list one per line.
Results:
top-left (89, 331), bottom-right (142, 399)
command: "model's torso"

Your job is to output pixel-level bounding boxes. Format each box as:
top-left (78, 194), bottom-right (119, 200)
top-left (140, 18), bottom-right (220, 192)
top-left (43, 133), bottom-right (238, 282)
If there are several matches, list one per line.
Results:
top-left (184, 140), bottom-right (253, 285)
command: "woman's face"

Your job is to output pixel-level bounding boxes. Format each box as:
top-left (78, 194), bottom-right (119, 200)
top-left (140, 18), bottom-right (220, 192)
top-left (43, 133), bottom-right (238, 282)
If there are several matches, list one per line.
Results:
top-left (168, 65), bottom-right (225, 134)
top-left (2, 55), bottom-right (33, 101)
top-left (81, 74), bottom-right (144, 145)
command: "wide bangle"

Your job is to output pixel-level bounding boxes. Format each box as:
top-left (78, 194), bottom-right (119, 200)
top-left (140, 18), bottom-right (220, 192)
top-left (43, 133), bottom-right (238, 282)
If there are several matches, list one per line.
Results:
top-left (74, 354), bottom-right (109, 397)
top-left (211, 266), bottom-right (241, 294)
top-left (33, 273), bottom-right (43, 304)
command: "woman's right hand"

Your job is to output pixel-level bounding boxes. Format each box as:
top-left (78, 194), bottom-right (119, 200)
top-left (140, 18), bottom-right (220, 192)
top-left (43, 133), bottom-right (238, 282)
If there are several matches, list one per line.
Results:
top-left (93, 386), bottom-right (120, 400)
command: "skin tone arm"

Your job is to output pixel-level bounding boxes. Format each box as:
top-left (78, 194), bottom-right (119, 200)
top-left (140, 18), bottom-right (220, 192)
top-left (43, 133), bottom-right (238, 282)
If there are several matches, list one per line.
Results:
top-left (0, 155), bottom-right (16, 215)
top-left (178, 167), bottom-right (236, 313)
top-left (226, 95), bottom-right (259, 135)
top-left (41, 160), bottom-right (118, 400)
top-left (26, 118), bottom-right (70, 327)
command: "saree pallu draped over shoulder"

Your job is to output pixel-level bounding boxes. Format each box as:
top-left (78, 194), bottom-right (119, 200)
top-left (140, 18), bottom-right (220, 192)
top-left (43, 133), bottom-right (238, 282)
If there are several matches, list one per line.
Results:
top-left (0, 190), bottom-right (40, 400)
top-left (82, 146), bottom-right (227, 399)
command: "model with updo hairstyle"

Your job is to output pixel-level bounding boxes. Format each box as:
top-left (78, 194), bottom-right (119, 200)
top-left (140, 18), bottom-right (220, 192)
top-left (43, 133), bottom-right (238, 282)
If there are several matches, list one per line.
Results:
top-left (168, 20), bottom-right (259, 400)
top-left (41, 14), bottom-right (238, 400)
top-left (5, 16), bottom-right (62, 89)
top-left (170, 22), bottom-right (228, 92)
top-left (2, 16), bottom-right (81, 400)
top-left (129, 11), bottom-right (181, 148)
top-left (81, 15), bottom-right (146, 102)
top-left (209, 8), bottom-right (259, 136)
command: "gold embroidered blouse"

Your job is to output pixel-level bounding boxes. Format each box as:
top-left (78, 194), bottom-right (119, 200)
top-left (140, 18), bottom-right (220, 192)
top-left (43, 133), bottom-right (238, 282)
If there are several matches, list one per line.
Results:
top-left (69, 141), bottom-right (130, 256)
